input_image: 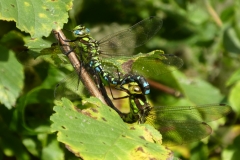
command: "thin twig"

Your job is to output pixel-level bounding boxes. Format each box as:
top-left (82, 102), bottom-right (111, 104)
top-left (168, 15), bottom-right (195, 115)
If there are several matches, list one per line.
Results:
top-left (147, 79), bottom-right (183, 97)
top-left (52, 29), bottom-right (107, 104)
top-left (204, 0), bottom-right (222, 27)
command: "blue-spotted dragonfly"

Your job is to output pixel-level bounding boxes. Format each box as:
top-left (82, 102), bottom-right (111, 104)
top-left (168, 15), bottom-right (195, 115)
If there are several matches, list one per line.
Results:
top-left (22, 17), bottom-right (182, 100)
top-left (20, 17), bottom-right (183, 107)
top-left (119, 82), bottom-right (232, 146)
top-left (54, 16), bottom-right (168, 97)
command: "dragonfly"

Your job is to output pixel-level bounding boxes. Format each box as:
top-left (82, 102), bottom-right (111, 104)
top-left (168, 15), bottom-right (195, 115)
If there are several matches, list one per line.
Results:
top-left (21, 17), bottom-right (183, 104)
top-left (54, 16), bottom-right (166, 98)
top-left (121, 82), bottom-right (232, 146)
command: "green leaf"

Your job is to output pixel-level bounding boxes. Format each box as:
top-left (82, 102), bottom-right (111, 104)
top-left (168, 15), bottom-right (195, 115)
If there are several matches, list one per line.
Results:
top-left (173, 71), bottom-right (224, 104)
top-left (0, 30), bottom-right (25, 49)
top-left (190, 143), bottom-right (209, 160)
top-left (226, 69), bottom-right (240, 86)
top-left (131, 50), bottom-right (183, 79)
top-left (223, 27), bottom-right (240, 54)
top-left (0, 0), bottom-right (73, 38)
top-left (0, 119), bottom-right (30, 160)
top-left (0, 46), bottom-right (24, 109)
top-left (24, 37), bottom-right (70, 66)
top-left (173, 0), bottom-right (187, 10)
top-left (51, 97), bottom-right (173, 160)
top-left (23, 33), bottom-right (76, 69)
top-left (16, 66), bottom-right (64, 133)
top-left (102, 50), bottom-right (182, 83)
top-left (25, 37), bottom-right (52, 52)
top-left (220, 5), bottom-right (234, 22)
top-left (22, 138), bottom-right (39, 156)
top-left (42, 137), bottom-right (64, 160)
top-left (222, 135), bottom-right (240, 160)
top-left (187, 3), bottom-right (209, 25)
top-left (229, 81), bottom-right (240, 115)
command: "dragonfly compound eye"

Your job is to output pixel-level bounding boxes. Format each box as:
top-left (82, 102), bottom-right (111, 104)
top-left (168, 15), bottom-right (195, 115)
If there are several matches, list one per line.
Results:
top-left (72, 26), bottom-right (90, 37)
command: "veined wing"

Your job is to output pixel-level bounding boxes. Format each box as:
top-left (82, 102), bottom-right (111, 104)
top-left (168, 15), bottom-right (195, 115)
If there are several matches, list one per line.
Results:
top-left (99, 17), bottom-right (163, 57)
top-left (54, 72), bottom-right (89, 100)
top-left (17, 43), bottom-right (73, 68)
top-left (145, 104), bottom-right (232, 146)
top-left (121, 53), bottom-right (183, 78)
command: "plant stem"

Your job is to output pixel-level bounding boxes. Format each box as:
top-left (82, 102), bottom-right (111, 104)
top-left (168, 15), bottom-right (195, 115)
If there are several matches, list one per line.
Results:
top-left (147, 79), bottom-right (183, 97)
top-left (204, 0), bottom-right (222, 27)
top-left (52, 29), bottom-right (107, 104)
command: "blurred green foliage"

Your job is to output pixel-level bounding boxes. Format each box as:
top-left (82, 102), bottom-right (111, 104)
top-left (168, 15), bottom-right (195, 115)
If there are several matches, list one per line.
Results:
top-left (0, 0), bottom-right (240, 159)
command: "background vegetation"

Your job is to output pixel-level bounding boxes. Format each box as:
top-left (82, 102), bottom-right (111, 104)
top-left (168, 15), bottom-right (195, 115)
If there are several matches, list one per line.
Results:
top-left (0, 0), bottom-right (240, 159)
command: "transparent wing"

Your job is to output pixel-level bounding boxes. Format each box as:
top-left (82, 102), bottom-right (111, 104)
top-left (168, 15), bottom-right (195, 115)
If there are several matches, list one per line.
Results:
top-left (16, 43), bottom-right (72, 68)
top-left (18, 40), bottom-right (91, 100)
top-left (145, 104), bottom-right (232, 146)
top-left (121, 53), bottom-right (183, 78)
top-left (39, 44), bottom-right (71, 67)
top-left (54, 72), bottom-right (89, 100)
top-left (101, 61), bottom-right (124, 80)
top-left (98, 17), bottom-right (163, 57)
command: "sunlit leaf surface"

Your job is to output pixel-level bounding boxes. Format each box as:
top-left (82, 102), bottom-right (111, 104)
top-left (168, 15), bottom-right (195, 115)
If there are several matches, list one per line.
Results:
top-left (51, 97), bottom-right (173, 160)
top-left (0, 46), bottom-right (24, 109)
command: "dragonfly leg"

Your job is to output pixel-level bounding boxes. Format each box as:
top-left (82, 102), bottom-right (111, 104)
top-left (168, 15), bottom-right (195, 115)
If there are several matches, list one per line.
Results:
top-left (64, 46), bottom-right (77, 55)
top-left (106, 68), bottom-right (132, 100)
top-left (92, 72), bottom-right (126, 116)
top-left (106, 80), bottom-right (130, 100)
top-left (52, 31), bottom-right (78, 55)
top-left (53, 30), bottom-right (78, 43)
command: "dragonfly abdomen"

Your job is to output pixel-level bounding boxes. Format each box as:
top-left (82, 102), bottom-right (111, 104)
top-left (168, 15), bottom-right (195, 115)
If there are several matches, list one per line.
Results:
top-left (89, 58), bottom-right (122, 86)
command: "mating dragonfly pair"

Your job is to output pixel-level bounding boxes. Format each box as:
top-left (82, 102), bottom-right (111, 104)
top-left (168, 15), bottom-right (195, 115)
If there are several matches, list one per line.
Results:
top-left (27, 17), bottom-right (231, 146)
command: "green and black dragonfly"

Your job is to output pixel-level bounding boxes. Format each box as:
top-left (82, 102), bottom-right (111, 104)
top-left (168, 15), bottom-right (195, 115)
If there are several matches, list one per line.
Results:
top-left (119, 82), bottom-right (232, 146)
top-left (34, 17), bottom-right (183, 100)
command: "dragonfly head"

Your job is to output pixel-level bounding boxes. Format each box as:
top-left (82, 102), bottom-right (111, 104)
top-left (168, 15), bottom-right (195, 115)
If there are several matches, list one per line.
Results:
top-left (127, 76), bottom-right (150, 95)
top-left (72, 25), bottom-right (90, 37)
top-left (128, 83), bottom-right (143, 95)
